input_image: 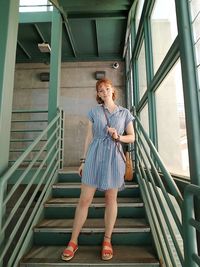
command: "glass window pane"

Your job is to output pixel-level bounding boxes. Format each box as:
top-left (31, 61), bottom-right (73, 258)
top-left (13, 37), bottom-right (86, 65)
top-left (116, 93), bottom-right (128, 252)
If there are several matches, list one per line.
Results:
top-left (138, 41), bottom-right (147, 100)
top-left (189, 0), bottom-right (200, 89)
top-left (197, 66), bottom-right (200, 86)
top-left (194, 39), bottom-right (200, 66)
top-left (151, 0), bottom-right (178, 73)
top-left (139, 104), bottom-right (150, 168)
top-left (190, 0), bottom-right (200, 21)
top-left (155, 60), bottom-right (189, 177)
top-left (135, 0), bottom-right (145, 33)
top-left (129, 68), bottom-right (134, 107)
top-left (140, 104), bottom-right (149, 136)
top-left (192, 12), bottom-right (200, 42)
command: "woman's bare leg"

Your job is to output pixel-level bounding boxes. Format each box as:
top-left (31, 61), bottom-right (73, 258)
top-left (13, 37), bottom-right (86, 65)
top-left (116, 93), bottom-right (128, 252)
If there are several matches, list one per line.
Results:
top-left (103, 188), bottom-right (118, 258)
top-left (64, 183), bottom-right (96, 254)
top-left (104, 188), bottom-right (118, 239)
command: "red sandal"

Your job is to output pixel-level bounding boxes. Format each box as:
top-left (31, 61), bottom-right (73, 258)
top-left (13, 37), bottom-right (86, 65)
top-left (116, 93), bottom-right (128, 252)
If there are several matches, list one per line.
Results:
top-left (101, 241), bottom-right (113, 261)
top-left (61, 241), bottom-right (78, 261)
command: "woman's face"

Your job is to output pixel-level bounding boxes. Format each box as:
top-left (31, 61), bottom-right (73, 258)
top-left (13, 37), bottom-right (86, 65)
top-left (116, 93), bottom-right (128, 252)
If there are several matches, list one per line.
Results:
top-left (97, 83), bottom-right (114, 101)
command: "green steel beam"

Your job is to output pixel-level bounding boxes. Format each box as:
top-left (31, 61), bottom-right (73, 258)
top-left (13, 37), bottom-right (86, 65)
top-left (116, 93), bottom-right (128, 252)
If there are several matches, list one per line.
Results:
top-left (144, 16), bottom-right (157, 148)
top-left (19, 11), bottom-right (52, 23)
top-left (63, 20), bottom-right (77, 57)
top-left (0, 0), bottom-right (19, 176)
top-left (48, 8), bottom-right (62, 123)
top-left (17, 40), bottom-right (31, 59)
top-left (34, 24), bottom-right (46, 43)
top-left (175, 0), bottom-right (200, 255)
top-left (123, 0), bottom-right (138, 58)
top-left (94, 20), bottom-right (100, 56)
top-left (67, 12), bottom-right (127, 20)
top-left (174, 0), bottom-right (200, 187)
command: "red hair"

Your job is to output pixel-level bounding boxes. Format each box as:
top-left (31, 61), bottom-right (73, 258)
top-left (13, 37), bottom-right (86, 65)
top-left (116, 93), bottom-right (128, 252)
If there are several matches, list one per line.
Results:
top-left (96, 79), bottom-right (117, 104)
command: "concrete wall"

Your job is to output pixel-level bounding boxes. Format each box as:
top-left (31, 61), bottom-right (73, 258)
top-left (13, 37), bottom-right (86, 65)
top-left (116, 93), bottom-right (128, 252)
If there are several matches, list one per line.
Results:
top-left (13, 61), bottom-right (125, 167)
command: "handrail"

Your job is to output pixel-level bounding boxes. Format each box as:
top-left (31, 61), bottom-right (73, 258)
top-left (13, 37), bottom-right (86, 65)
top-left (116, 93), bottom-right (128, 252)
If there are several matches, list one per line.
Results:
top-left (135, 116), bottom-right (183, 206)
top-left (0, 109), bottom-right (64, 267)
top-left (183, 184), bottom-right (200, 267)
top-left (12, 109), bottom-right (48, 113)
top-left (134, 114), bottom-right (184, 267)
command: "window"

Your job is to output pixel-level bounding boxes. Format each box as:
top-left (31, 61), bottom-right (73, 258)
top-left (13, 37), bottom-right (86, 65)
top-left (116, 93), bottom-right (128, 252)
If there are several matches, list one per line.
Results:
top-left (137, 41), bottom-right (147, 100)
top-left (151, 0), bottom-right (178, 73)
top-left (140, 104), bottom-right (149, 136)
top-left (139, 104), bottom-right (150, 168)
top-left (19, 0), bottom-right (53, 12)
top-left (135, 0), bottom-right (145, 33)
top-left (189, 0), bottom-right (200, 88)
top-left (155, 60), bottom-right (189, 177)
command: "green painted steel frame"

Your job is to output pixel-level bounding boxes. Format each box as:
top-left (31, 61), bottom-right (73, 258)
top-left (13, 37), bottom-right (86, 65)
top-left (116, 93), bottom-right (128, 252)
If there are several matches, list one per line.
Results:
top-left (0, 0), bottom-right (19, 176)
top-left (19, 11), bottom-right (52, 23)
top-left (48, 8), bottom-right (62, 123)
top-left (183, 184), bottom-right (200, 267)
top-left (134, 115), bottom-right (184, 266)
top-left (174, 0), bottom-right (200, 187)
top-left (125, 0), bottom-right (200, 261)
top-left (0, 109), bottom-right (64, 267)
top-left (10, 110), bottom-right (48, 162)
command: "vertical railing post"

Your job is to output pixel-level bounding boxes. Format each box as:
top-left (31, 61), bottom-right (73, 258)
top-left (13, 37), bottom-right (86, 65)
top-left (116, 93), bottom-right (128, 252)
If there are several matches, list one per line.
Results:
top-left (174, 0), bottom-right (200, 255)
top-left (183, 186), bottom-right (199, 267)
top-left (58, 109), bottom-right (64, 169)
top-left (0, 0), bottom-right (19, 176)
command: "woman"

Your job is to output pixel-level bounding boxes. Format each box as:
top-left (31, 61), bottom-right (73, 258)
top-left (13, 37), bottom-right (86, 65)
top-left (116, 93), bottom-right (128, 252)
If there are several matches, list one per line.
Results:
top-left (62, 78), bottom-right (135, 261)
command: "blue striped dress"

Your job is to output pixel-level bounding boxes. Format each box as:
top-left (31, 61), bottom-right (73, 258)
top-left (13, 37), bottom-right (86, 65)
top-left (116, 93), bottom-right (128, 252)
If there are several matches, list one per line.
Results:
top-left (82, 104), bottom-right (134, 191)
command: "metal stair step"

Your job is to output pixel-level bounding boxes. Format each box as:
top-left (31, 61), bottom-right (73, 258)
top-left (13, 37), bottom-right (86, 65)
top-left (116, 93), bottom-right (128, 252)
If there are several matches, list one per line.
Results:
top-left (52, 182), bottom-right (140, 198)
top-left (34, 218), bottom-right (150, 233)
top-left (44, 197), bottom-right (145, 219)
top-left (52, 182), bottom-right (139, 189)
top-left (33, 218), bottom-right (152, 246)
top-left (20, 245), bottom-right (160, 267)
top-left (45, 197), bottom-right (144, 208)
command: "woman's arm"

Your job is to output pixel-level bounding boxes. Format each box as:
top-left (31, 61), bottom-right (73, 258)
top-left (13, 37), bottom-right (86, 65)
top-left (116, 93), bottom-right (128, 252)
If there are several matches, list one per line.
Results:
top-left (78, 120), bottom-right (93, 175)
top-left (119, 121), bottom-right (135, 143)
top-left (82, 120), bottom-right (93, 158)
top-left (107, 121), bottom-right (135, 144)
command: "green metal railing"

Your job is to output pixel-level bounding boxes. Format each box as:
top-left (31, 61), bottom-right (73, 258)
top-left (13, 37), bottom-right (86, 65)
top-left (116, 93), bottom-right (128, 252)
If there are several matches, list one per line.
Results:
top-left (134, 115), bottom-right (184, 267)
top-left (183, 184), bottom-right (200, 267)
top-left (0, 109), bottom-right (64, 267)
top-left (9, 109), bottom-right (48, 164)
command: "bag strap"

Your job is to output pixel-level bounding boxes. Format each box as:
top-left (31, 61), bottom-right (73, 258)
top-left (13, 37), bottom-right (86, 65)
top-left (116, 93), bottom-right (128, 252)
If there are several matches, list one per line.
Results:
top-left (102, 105), bottom-right (126, 163)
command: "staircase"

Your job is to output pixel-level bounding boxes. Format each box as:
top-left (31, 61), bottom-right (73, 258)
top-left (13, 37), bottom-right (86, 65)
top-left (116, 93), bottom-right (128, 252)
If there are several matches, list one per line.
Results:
top-left (20, 170), bottom-right (160, 266)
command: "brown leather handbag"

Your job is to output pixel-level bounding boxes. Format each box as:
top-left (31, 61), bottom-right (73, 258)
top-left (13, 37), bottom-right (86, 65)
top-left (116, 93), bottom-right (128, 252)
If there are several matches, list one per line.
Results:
top-left (124, 151), bottom-right (133, 181)
top-left (102, 105), bottom-right (133, 181)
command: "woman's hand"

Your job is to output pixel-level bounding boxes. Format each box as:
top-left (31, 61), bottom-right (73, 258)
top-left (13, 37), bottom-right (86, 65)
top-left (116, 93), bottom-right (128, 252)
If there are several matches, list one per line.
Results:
top-left (78, 163), bottom-right (84, 177)
top-left (107, 127), bottom-right (118, 140)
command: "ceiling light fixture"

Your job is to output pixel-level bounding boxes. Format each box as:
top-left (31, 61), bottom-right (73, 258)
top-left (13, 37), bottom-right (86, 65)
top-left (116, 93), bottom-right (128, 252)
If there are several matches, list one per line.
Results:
top-left (38, 42), bottom-right (51, 53)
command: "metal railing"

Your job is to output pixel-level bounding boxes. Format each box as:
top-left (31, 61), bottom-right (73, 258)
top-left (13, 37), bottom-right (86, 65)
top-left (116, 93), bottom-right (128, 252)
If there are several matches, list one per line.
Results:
top-left (9, 110), bottom-right (48, 165)
top-left (134, 115), bottom-right (184, 267)
top-left (0, 109), bottom-right (64, 267)
top-left (183, 184), bottom-right (200, 267)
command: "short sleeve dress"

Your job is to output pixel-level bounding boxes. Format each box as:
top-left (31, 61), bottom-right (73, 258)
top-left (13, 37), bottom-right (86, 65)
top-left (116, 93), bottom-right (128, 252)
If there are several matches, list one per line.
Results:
top-left (82, 104), bottom-right (134, 191)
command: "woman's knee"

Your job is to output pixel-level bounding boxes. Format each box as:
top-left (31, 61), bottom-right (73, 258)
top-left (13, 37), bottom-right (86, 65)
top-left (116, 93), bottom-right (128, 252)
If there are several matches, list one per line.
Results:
top-left (78, 184), bottom-right (96, 208)
top-left (105, 190), bottom-right (117, 206)
top-left (78, 196), bottom-right (91, 208)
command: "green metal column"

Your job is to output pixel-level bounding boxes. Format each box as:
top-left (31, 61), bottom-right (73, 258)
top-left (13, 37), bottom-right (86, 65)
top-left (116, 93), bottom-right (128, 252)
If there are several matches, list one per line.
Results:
top-left (174, 0), bottom-right (200, 186)
top-left (48, 8), bottom-right (62, 123)
top-left (0, 0), bottom-right (19, 176)
top-left (175, 0), bottom-right (200, 257)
